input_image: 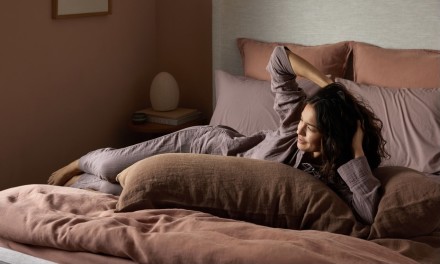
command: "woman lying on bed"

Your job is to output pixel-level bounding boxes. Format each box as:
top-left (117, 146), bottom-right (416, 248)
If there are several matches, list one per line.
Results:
top-left (48, 46), bottom-right (388, 224)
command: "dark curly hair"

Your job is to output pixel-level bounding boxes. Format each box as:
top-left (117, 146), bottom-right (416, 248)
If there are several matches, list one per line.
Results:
top-left (305, 82), bottom-right (389, 184)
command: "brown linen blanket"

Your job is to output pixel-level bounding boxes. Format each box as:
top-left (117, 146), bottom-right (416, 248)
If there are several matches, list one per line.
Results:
top-left (0, 184), bottom-right (419, 264)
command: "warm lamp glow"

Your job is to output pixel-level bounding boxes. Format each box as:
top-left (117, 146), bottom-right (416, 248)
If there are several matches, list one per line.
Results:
top-left (149, 72), bottom-right (180, 111)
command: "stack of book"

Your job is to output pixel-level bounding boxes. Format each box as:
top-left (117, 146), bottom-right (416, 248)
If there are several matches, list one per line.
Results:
top-left (136, 107), bottom-right (202, 126)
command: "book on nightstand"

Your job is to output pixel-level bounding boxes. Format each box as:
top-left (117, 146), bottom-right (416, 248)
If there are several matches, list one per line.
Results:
top-left (136, 107), bottom-right (202, 126)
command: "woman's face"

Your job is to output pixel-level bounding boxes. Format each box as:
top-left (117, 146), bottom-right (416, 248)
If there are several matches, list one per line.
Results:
top-left (297, 104), bottom-right (322, 158)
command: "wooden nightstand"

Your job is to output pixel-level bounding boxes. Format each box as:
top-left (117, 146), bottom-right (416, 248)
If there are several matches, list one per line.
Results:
top-left (128, 116), bottom-right (206, 139)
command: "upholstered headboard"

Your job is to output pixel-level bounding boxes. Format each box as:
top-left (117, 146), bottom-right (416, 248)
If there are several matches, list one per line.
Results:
top-left (213, 0), bottom-right (440, 75)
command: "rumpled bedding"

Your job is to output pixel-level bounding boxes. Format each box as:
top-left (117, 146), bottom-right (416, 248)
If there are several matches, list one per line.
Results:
top-left (0, 184), bottom-right (424, 264)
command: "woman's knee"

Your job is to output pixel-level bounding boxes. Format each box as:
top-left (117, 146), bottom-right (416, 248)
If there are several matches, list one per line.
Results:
top-left (93, 156), bottom-right (124, 182)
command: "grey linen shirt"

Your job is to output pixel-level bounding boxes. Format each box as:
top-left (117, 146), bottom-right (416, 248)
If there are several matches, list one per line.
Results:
top-left (263, 46), bottom-right (381, 224)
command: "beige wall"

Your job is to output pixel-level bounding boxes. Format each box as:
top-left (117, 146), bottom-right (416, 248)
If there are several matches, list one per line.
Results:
top-left (0, 0), bottom-right (212, 190)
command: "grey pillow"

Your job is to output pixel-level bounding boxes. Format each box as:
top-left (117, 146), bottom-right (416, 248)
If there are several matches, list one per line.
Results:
top-left (337, 78), bottom-right (440, 175)
top-left (210, 70), bottom-right (319, 136)
top-left (210, 70), bottom-right (278, 136)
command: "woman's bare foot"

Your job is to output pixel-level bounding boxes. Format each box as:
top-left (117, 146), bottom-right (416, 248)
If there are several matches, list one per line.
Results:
top-left (48, 160), bottom-right (82, 186)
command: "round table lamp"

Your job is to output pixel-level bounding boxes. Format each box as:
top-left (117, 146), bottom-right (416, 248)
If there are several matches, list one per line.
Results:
top-left (150, 72), bottom-right (180, 111)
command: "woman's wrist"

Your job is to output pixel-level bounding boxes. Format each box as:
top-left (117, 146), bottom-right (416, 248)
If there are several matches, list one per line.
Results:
top-left (354, 149), bottom-right (365, 159)
top-left (318, 77), bottom-right (333, 88)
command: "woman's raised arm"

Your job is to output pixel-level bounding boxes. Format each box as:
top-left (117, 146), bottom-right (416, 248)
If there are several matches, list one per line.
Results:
top-left (285, 49), bottom-right (333, 88)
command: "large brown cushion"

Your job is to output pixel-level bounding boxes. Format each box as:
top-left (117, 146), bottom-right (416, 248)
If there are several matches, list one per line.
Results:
top-left (369, 166), bottom-right (440, 239)
top-left (116, 153), bottom-right (367, 236)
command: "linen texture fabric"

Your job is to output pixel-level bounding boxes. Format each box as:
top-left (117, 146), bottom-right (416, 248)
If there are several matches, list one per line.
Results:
top-left (352, 42), bottom-right (440, 88)
top-left (116, 153), bottom-right (367, 236)
top-left (237, 38), bottom-right (351, 81)
top-left (338, 78), bottom-right (440, 175)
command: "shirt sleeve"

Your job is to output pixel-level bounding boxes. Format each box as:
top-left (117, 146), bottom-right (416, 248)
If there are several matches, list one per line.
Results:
top-left (337, 156), bottom-right (381, 224)
top-left (266, 46), bottom-right (306, 134)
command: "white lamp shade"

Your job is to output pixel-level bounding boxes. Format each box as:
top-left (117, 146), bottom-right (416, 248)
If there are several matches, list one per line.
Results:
top-left (150, 72), bottom-right (180, 111)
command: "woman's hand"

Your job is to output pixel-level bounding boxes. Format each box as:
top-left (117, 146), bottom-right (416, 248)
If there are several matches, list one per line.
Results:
top-left (352, 121), bottom-right (365, 158)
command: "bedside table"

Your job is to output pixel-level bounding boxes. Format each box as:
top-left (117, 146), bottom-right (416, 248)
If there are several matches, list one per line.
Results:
top-left (128, 117), bottom-right (206, 139)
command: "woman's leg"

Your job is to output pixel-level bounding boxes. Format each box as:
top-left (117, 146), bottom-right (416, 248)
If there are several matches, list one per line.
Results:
top-left (78, 125), bottom-right (213, 182)
top-left (48, 126), bottom-right (211, 186)
top-left (48, 125), bottom-right (260, 188)
top-left (70, 173), bottom-right (123, 195)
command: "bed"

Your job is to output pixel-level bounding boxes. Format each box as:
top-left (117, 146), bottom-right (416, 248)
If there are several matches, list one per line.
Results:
top-left (1, 0), bottom-right (440, 263)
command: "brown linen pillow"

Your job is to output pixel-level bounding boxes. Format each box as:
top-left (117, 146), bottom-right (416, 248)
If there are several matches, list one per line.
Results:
top-left (369, 166), bottom-right (440, 239)
top-left (337, 78), bottom-right (440, 175)
top-left (237, 38), bottom-right (351, 81)
top-left (352, 42), bottom-right (440, 88)
top-left (116, 153), bottom-right (368, 236)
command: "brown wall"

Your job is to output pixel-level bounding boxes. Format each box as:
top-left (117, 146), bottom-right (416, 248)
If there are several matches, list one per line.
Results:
top-left (156, 0), bottom-right (212, 117)
top-left (0, 0), bottom-right (212, 190)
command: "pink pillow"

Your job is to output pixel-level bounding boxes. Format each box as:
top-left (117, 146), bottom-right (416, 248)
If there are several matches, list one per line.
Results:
top-left (210, 70), bottom-right (278, 135)
top-left (353, 42), bottom-right (440, 88)
top-left (337, 78), bottom-right (440, 175)
top-left (237, 38), bottom-right (351, 81)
